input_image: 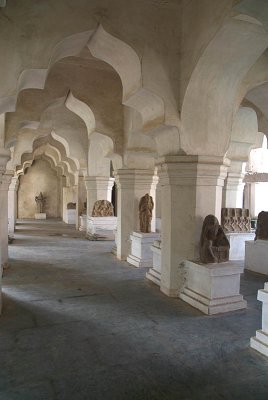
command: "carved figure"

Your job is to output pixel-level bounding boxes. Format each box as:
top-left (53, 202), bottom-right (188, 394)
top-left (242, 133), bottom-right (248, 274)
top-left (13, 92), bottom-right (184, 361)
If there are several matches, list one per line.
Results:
top-left (139, 193), bottom-right (154, 233)
top-left (67, 202), bottom-right (76, 210)
top-left (255, 211), bottom-right (268, 240)
top-left (221, 208), bottom-right (251, 233)
top-left (35, 192), bottom-right (46, 213)
top-left (200, 214), bottom-right (230, 264)
top-left (92, 200), bottom-right (114, 217)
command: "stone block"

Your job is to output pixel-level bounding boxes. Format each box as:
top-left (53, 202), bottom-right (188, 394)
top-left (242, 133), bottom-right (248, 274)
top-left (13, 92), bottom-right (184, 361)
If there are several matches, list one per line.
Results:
top-left (35, 213), bottom-right (46, 220)
top-left (226, 232), bottom-right (255, 260)
top-left (87, 216), bottom-right (117, 235)
top-left (180, 260), bottom-right (247, 315)
top-left (146, 240), bottom-right (162, 286)
top-left (251, 283), bottom-right (268, 357)
top-left (245, 240), bottom-right (268, 275)
top-left (127, 232), bottom-right (160, 268)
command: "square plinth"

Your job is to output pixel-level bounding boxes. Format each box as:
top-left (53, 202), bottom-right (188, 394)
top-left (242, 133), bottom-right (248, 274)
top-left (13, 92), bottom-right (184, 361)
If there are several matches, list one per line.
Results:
top-left (180, 261), bottom-right (247, 315)
top-left (146, 240), bottom-right (162, 286)
top-left (245, 240), bottom-right (268, 275)
top-left (127, 232), bottom-right (160, 268)
top-left (87, 216), bottom-right (117, 235)
top-left (35, 213), bottom-right (46, 220)
top-left (251, 283), bottom-right (268, 357)
top-left (226, 232), bottom-right (255, 260)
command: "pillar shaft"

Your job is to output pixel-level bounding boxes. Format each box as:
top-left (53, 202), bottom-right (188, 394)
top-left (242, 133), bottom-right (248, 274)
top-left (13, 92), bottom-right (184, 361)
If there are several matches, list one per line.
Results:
top-left (84, 176), bottom-right (114, 217)
top-left (0, 173), bottom-right (13, 270)
top-left (158, 155), bottom-right (229, 297)
top-left (8, 176), bottom-right (19, 237)
top-left (114, 169), bottom-right (158, 260)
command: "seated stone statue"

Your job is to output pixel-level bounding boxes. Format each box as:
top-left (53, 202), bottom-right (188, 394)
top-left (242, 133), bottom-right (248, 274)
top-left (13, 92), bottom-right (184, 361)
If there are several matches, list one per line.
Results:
top-left (92, 200), bottom-right (114, 217)
top-left (255, 211), bottom-right (268, 240)
top-left (200, 214), bottom-right (230, 264)
top-left (67, 202), bottom-right (76, 210)
top-left (139, 193), bottom-right (154, 233)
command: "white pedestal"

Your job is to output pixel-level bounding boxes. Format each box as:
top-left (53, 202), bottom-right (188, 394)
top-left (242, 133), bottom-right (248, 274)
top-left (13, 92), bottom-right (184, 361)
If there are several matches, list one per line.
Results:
top-left (35, 213), bottom-right (46, 220)
top-left (127, 232), bottom-right (160, 268)
top-left (87, 216), bottom-right (117, 235)
top-left (79, 214), bottom-right (87, 231)
top-left (251, 283), bottom-right (268, 357)
top-left (180, 260), bottom-right (247, 315)
top-left (64, 209), bottom-right (76, 225)
top-left (245, 240), bottom-right (268, 275)
top-left (146, 240), bottom-right (162, 285)
top-left (226, 232), bottom-right (255, 260)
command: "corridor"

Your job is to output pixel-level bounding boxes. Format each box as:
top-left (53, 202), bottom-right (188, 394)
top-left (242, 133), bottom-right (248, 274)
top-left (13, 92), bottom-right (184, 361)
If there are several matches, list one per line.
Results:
top-left (1, 220), bottom-right (268, 400)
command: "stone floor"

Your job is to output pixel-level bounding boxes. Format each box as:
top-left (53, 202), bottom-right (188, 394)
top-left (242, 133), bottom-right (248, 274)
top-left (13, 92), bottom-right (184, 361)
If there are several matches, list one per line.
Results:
top-left (1, 220), bottom-right (268, 400)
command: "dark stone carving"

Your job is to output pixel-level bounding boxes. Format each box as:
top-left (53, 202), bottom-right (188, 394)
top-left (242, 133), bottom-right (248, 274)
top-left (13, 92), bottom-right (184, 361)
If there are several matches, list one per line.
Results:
top-left (92, 200), bottom-right (114, 217)
top-left (255, 211), bottom-right (268, 240)
top-left (200, 214), bottom-right (230, 264)
top-left (221, 208), bottom-right (251, 233)
top-left (139, 193), bottom-right (154, 233)
top-left (67, 202), bottom-right (76, 210)
top-left (35, 192), bottom-right (46, 213)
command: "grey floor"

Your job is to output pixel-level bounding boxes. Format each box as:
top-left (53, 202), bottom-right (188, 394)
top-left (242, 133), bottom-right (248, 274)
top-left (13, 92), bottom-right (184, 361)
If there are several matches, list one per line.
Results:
top-left (1, 220), bottom-right (268, 400)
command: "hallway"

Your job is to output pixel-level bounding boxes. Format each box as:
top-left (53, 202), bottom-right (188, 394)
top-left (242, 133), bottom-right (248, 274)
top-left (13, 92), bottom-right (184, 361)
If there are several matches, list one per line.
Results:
top-left (1, 221), bottom-right (268, 400)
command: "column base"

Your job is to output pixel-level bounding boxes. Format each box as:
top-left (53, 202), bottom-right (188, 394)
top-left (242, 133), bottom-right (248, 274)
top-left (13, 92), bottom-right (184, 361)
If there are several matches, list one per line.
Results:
top-left (127, 232), bottom-right (160, 268)
top-left (179, 260), bottom-right (247, 315)
top-left (146, 240), bottom-right (162, 286)
top-left (160, 286), bottom-right (179, 297)
top-left (35, 213), bottom-right (46, 220)
top-left (79, 215), bottom-right (87, 231)
top-left (146, 268), bottom-right (161, 286)
top-left (251, 331), bottom-right (268, 357)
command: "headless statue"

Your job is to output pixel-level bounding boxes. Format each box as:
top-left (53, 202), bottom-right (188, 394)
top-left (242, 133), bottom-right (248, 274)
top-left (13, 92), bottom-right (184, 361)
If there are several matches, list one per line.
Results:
top-left (139, 193), bottom-right (154, 233)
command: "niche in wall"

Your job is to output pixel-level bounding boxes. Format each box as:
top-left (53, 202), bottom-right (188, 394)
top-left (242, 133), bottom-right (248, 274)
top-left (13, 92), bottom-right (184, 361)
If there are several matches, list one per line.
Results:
top-left (18, 159), bottom-right (61, 218)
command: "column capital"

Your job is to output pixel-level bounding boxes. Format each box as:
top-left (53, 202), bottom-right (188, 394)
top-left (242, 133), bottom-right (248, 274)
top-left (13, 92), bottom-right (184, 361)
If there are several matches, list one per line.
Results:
top-left (157, 155), bottom-right (230, 187)
top-left (84, 176), bottom-right (114, 190)
top-left (114, 169), bottom-right (158, 189)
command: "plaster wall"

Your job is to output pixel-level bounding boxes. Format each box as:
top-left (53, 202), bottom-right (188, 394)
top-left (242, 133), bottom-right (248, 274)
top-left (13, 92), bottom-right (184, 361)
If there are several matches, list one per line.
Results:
top-left (18, 159), bottom-right (60, 218)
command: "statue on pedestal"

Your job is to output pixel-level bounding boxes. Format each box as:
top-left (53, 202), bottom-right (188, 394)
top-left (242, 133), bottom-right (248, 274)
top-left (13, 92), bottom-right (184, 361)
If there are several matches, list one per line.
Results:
top-left (200, 214), bottom-right (230, 263)
top-left (92, 200), bottom-right (114, 217)
top-left (139, 193), bottom-right (154, 233)
top-left (35, 192), bottom-right (46, 213)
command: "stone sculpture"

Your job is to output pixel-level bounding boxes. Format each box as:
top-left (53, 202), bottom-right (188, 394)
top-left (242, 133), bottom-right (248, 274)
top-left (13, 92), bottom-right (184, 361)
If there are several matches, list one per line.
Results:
top-left (221, 208), bottom-right (251, 233)
top-left (92, 200), bottom-right (114, 217)
top-left (67, 202), bottom-right (76, 210)
top-left (35, 192), bottom-right (46, 213)
top-left (139, 193), bottom-right (154, 233)
top-left (200, 214), bottom-right (230, 263)
top-left (255, 211), bottom-right (268, 240)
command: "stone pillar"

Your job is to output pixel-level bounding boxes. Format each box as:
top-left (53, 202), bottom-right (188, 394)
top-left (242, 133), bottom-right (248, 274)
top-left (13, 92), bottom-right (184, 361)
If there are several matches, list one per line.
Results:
top-left (114, 169), bottom-right (158, 260)
top-left (0, 148), bottom-right (11, 314)
top-left (0, 173), bottom-right (13, 271)
top-left (84, 176), bottom-right (114, 217)
top-left (8, 176), bottom-right (19, 237)
top-left (251, 283), bottom-right (268, 357)
top-left (222, 161), bottom-right (245, 208)
top-left (158, 155), bottom-right (229, 297)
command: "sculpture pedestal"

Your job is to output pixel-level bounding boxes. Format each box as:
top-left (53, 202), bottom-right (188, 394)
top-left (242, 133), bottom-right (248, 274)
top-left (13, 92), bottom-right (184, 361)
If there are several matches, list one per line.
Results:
top-left (64, 209), bottom-right (76, 225)
top-left (79, 214), bottom-right (87, 231)
top-left (146, 240), bottom-right (162, 285)
top-left (251, 283), bottom-right (268, 357)
top-left (87, 216), bottom-right (117, 235)
top-left (245, 240), bottom-right (268, 275)
top-left (226, 232), bottom-right (255, 260)
top-left (35, 213), bottom-right (46, 220)
top-left (180, 261), bottom-right (247, 315)
top-left (127, 232), bottom-right (160, 268)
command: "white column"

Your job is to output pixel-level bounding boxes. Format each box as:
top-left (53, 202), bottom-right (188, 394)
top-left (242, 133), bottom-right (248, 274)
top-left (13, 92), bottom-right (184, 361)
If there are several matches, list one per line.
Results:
top-left (222, 161), bottom-right (245, 208)
top-left (0, 173), bottom-right (13, 271)
top-left (84, 176), bottom-right (114, 217)
top-left (0, 148), bottom-right (11, 314)
top-left (8, 176), bottom-right (19, 237)
top-left (158, 155), bottom-right (229, 297)
top-left (251, 283), bottom-right (268, 357)
top-left (114, 169), bottom-right (158, 260)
